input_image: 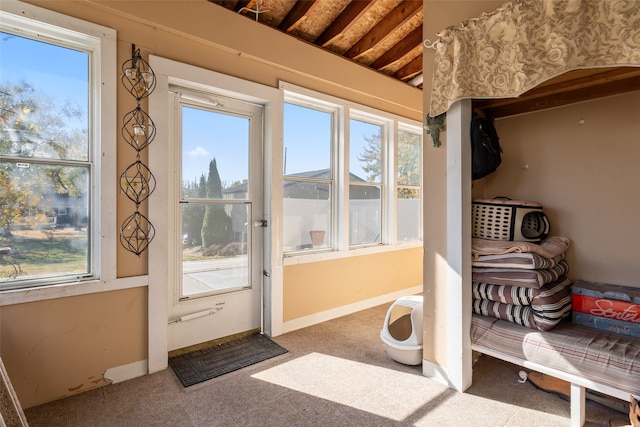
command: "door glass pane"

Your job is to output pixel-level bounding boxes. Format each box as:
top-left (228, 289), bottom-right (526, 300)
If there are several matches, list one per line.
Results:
top-left (180, 105), bottom-right (251, 298)
top-left (181, 202), bottom-right (249, 298)
top-left (181, 106), bottom-right (249, 200)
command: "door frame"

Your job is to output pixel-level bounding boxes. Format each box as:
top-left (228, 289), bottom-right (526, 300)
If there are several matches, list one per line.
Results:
top-left (148, 56), bottom-right (283, 373)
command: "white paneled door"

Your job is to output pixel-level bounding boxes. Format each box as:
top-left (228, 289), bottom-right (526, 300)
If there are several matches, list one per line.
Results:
top-left (167, 88), bottom-right (264, 351)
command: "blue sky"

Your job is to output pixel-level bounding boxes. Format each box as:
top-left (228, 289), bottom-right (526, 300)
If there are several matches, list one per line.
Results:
top-left (181, 106), bottom-right (249, 186)
top-left (181, 102), bottom-right (376, 186)
top-left (283, 103), bottom-right (376, 181)
top-left (0, 31), bottom-right (88, 118)
top-left (283, 103), bottom-right (331, 175)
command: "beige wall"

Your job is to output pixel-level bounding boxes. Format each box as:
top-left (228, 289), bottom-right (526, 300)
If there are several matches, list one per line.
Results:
top-left (284, 248), bottom-right (423, 321)
top-left (0, 288), bottom-right (147, 408)
top-left (1, 0), bottom-right (423, 408)
top-left (484, 91), bottom-right (640, 287)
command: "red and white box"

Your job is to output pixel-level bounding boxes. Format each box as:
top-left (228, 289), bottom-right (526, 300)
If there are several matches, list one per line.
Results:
top-left (571, 280), bottom-right (640, 337)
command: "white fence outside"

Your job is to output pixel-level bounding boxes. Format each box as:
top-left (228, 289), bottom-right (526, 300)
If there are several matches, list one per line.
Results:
top-left (283, 198), bottom-right (420, 252)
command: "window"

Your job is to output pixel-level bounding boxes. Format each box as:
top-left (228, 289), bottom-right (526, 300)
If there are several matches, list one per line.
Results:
top-left (0, 4), bottom-right (115, 291)
top-left (397, 128), bottom-right (422, 241)
top-left (349, 117), bottom-right (384, 246)
top-left (282, 83), bottom-right (422, 255)
top-left (282, 102), bottom-right (334, 252)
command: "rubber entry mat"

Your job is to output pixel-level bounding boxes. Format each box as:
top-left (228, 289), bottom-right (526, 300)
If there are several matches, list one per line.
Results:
top-left (169, 333), bottom-right (288, 387)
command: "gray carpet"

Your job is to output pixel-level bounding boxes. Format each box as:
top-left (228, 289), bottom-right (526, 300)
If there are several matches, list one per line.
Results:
top-left (24, 302), bottom-right (629, 426)
top-left (169, 333), bottom-right (287, 387)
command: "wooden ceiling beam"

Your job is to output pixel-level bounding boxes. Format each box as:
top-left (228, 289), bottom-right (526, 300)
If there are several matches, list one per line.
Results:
top-left (394, 54), bottom-right (422, 81)
top-left (475, 67), bottom-right (640, 117)
top-left (344, 1), bottom-right (422, 60)
top-left (370, 24), bottom-right (422, 70)
top-left (314, 0), bottom-right (375, 47)
top-left (278, 0), bottom-right (320, 32)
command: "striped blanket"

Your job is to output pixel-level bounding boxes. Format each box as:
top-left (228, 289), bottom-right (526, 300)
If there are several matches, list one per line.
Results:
top-left (472, 260), bottom-right (568, 289)
top-left (472, 277), bottom-right (572, 331)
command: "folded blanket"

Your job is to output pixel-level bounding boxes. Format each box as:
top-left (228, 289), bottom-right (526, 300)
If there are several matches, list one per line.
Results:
top-left (472, 276), bottom-right (571, 305)
top-left (472, 260), bottom-right (569, 289)
top-left (472, 236), bottom-right (570, 260)
top-left (472, 252), bottom-right (564, 270)
top-left (472, 277), bottom-right (572, 331)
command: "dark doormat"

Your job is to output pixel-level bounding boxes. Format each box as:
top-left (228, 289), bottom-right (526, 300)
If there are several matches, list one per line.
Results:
top-left (169, 333), bottom-right (288, 387)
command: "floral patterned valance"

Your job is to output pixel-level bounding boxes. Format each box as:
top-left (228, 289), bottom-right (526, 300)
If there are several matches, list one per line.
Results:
top-left (429, 0), bottom-right (640, 117)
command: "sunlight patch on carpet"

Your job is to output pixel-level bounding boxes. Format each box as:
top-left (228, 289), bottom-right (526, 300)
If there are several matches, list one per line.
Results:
top-left (251, 352), bottom-right (450, 422)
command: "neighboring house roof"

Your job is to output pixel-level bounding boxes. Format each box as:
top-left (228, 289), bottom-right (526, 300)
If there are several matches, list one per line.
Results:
top-left (222, 169), bottom-right (381, 200)
top-left (223, 182), bottom-right (248, 196)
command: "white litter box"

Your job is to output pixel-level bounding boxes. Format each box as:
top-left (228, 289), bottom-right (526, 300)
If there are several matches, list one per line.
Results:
top-left (380, 295), bottom-right (423, 365)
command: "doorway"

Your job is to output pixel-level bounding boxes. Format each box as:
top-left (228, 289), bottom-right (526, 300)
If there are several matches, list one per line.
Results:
top-left (167, 88), bottom-right (264, 352)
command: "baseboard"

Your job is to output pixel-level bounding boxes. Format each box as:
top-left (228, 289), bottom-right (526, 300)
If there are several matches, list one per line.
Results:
top-left (422, 358), bottom-right (452, 388)
top-left (104, 359), bottom-right (148, 384)
top-left (281, 285), bottom-right (423, 334)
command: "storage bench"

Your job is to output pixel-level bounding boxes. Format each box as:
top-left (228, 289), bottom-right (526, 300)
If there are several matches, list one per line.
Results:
top-left (471, 313), bottom-right (640, 426)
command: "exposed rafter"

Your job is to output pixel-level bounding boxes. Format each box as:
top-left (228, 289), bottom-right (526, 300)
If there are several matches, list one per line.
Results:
top-left (344, 1), bottom-right (422, 60)
top-left (278, 1), bottom-right (320, 32)
top-left (210, 0), bottom-right (425, 89)
top-left (314, 1), bottom-right (375, 47)
top-left (370, 24), bottom-right (422, 70)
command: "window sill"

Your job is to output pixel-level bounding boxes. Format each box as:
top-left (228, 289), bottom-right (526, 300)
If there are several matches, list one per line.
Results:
top-left (0, 275), bottom-right (148, 306)
top-left (283, 241), bottom-right (422, 266)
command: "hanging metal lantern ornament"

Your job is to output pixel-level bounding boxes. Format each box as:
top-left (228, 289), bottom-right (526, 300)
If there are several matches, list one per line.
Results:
top-left (119, 45), bottom-right (156, 256)
top-left (121, 46), bottom-right (156, 100)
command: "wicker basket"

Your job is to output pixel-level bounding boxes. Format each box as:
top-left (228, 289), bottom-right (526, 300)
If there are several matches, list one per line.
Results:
top-left (472, 198), bottom-right (550, 242)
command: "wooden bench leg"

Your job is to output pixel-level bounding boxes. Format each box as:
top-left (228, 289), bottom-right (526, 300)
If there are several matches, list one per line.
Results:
top-left (570, 382), bottom-right (586, 427)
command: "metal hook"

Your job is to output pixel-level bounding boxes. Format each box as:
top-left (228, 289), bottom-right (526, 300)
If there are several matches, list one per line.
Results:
top-left (424, 39), bottom-right (438, 49)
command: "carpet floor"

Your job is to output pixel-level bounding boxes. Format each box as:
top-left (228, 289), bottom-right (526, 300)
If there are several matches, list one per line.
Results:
top-left (24, 301), bottom-right (629, 426)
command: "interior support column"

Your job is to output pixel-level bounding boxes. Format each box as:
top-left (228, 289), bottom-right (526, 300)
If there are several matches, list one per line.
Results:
top-left (445, 98), bottom-right (473, 391)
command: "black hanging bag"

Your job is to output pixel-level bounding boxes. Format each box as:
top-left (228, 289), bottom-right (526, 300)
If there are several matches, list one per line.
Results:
top-left (471, 112), bottom-right (502, 180)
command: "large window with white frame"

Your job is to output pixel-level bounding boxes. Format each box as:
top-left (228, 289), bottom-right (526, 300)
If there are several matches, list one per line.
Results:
top-left (282, 84), bottom-right (422, 255)
top-left (0, 3), bottom-right (115, 291)
top-left (282, 101), bottom-right (335, 252)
